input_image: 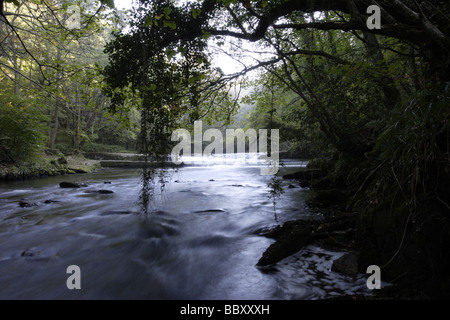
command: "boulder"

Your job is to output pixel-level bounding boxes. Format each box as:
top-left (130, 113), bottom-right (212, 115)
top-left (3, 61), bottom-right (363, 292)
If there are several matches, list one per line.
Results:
top-left (331, 252), bottom-right (359, 277)
top-left (257, 220), bottom-right (312, 267)
top-left (59, 182), bottom-right (88, 188)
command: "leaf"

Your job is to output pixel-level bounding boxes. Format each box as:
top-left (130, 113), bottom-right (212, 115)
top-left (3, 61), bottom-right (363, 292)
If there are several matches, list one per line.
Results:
top-left (5, 0), bottom-right (20, 6)
top-left (165, 48), bottom-right (176, 60)
top-left (202, 31), bottom-right (211, 40)
top-left (192, 8), bottom-right (202, 19)
top-left (100, 0), bottom-right (115, 9)
top-left (149, 84), bottom-right (157, 91)
top-left (163, 20), bottom-right (177, 29)
top-left (178, 46), bottom-right (187, 56)
top-left (164, 7), bottom-right (172, 18)
top-left (144, 18), bottom-right (153, 27)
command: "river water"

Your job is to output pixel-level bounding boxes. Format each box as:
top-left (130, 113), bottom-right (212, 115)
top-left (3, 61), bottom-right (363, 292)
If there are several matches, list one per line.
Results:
top-left (0, 158), bottom-right (371, 299)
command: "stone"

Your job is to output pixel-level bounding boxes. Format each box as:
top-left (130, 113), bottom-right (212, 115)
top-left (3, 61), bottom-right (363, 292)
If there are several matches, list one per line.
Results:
top-left (84, 190), bottom-right (114, 194)
top-left (331, 252), bottom-right (359, 277)
top-left (44, 199), bottom-right (61, 204)
top-left (19, 201), bottom-right (37, 208)
top-left (59, 182), bottom-right (88, 188)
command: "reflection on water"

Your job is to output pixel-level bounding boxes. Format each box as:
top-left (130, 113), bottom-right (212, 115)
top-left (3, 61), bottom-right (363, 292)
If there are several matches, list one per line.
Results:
top-left (0, 159), bottom-right (371, 299)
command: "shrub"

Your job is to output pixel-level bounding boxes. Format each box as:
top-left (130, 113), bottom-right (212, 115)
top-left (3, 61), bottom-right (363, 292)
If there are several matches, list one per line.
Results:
top-left (0, 92), bottom-right (48, 162)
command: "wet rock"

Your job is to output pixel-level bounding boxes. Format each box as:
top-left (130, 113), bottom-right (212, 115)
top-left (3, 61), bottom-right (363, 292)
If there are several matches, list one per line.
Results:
top-left (84, 189), bottom-right (114, 194)
top-left (104, 181), bottom-right (112, 184)
top-left (257, 214), bottom-right (357, 267)
top-left (257, 220), bottom-right (312, 267)
top-left (193, 209), bottom-right (226, 213)
top-left (44, 199), bottom-right (61, 204)
top-left (288, 184), bottom-right (298, 188)
top-left (70, 168), bottom-right (88, 174)
top-left (21, 248), bottom-right (38, 257)
top-left (100, 210), bottom-right (134, 216)
top-left (331, 252), bottom-right (359, 277)
top-left (59, 181), bottom-right (88, 188)
top-left (19, 201), bottom-right (38, 208)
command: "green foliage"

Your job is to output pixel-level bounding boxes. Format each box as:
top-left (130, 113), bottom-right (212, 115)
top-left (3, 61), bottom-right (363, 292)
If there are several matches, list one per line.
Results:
top-left (359, 85), bottom-right (450, 210)
top-left (0, 92), bottom-right (48, 162)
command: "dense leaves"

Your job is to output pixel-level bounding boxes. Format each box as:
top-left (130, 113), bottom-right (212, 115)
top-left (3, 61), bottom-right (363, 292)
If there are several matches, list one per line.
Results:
top-left (0, 92), bottom-right (47, 161)
top-left (102, 0), bottom-right (450, 294)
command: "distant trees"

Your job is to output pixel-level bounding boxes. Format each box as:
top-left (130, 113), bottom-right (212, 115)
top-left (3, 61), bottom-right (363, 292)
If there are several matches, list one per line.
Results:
top-left (0, 0), bottom-right (138, 161)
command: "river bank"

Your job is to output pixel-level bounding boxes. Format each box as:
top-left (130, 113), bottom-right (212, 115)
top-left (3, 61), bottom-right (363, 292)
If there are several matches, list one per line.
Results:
top-left (272, 166), bottom-right (450, 300)
top-left (0, 155), bottom-right (101, 181)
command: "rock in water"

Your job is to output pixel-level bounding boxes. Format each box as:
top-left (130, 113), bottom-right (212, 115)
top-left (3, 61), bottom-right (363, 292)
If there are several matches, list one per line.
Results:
top-left (19, 201), bottom-right (37, 208)
top-left (331, 252), bottom-right (359, 277)
top-left (44, 199), bottom-right (61, 204)
top-left (59, 182), bottom-right (88, 188)
top-left (84, 190), bottom-right (114, 194)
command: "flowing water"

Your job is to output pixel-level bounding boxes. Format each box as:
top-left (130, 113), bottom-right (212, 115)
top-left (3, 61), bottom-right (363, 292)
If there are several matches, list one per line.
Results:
top-left (0, 158), bottom-right (371, 299)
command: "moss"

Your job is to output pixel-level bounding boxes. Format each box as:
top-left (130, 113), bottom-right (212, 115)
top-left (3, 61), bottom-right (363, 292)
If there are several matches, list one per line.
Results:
top-left (0, 154), bottom-right (100, 181)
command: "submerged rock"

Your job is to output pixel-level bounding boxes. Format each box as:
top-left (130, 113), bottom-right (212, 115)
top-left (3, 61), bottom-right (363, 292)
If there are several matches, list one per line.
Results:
top-left (193, 209), bottom-right (226, 213)
top-left (59, 181), bottom-right (88, 188)
top-left (84, 190), bottom-right (114, 194)
top-left (100, 210), bottom-right (133, 216)
top-left (44, 199), bottom-right (61, 204)
top-left (21, 248), bottom-right (38, 257)
top-left (19, 201), bottom-right (38, 208)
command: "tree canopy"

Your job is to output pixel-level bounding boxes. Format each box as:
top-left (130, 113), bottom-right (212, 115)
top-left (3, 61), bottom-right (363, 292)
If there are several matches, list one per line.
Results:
top-left (102, 0), bottom-right (450, 293)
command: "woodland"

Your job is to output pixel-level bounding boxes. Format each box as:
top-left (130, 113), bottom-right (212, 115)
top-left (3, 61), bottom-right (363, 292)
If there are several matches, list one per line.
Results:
top-left (1, 0), bottom-right (449, 298)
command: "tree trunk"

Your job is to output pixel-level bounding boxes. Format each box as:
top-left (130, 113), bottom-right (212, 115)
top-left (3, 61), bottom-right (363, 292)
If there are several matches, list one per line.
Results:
top-left (49, 101), bottom-right (60, 149)
top-left (75, 86), bottom-right (81, 154)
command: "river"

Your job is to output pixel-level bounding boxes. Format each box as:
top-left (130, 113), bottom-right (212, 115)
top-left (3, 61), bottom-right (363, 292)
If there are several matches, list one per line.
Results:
top-left (0, 158), bottom-right (371, 299)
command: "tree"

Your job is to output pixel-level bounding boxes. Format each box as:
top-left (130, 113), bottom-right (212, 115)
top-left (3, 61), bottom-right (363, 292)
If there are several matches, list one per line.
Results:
top-left (103, 0), bottom-right (450, 295)
top-left (1, 0), bottom-right (139, 157)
